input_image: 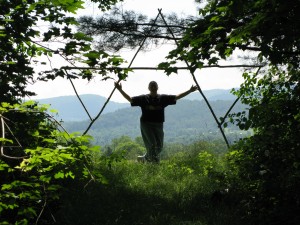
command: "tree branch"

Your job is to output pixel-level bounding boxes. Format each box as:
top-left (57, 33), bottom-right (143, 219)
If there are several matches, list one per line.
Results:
top-left (62, 64), bottom-right (264, 71)
top-left (89, 26), bottom-right (182, 40)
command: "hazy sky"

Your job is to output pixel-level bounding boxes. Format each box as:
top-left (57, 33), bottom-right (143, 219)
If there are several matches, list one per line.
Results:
top-left (28, 0), bottom-right (244, 103)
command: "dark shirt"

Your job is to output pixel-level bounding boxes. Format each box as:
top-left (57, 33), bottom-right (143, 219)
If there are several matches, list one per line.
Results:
top-left (131, 94), bottom-right (176, 123)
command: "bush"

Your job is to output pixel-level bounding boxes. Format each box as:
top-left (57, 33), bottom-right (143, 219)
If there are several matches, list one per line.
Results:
top-left (0, 102), bottom-right (99, 224)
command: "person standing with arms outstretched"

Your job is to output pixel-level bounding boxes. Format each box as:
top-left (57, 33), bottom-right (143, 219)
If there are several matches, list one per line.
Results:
top-left (115, 81), bottom-right (198, 163)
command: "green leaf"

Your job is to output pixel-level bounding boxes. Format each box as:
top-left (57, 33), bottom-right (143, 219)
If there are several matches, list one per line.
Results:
top-left (1, 184), bottom-right (12, 191)
top-left (39, 175), bottom-right (52, 183)
top-left (0, 138), bottom-right (14, 144)
top-left (74, 32), bottom-right (92, 41)
top-left (50, 109), bottom-right (58, 113)
top-left (54, 172), bottom-right (65, 179)
top-left (65, 171), bottom-right (75, 179)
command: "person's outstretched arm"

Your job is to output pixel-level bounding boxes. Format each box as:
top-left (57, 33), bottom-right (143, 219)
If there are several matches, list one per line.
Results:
top-left (175, 85), bottom-right (198, 100)
top-left (115, 82), bottom-right (132, 103)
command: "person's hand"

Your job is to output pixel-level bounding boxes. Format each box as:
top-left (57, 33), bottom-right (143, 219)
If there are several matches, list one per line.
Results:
top-left (115, 82), bottom-right (122, 90)
top-left (190, 85), bottom-right (198, 92)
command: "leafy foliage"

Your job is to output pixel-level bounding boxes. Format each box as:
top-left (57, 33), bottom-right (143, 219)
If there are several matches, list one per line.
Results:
top-left (1, 1), bottom-right (126, 223)
top-left (227, 66), bottom-right (300, 224)
top-left (0, 102), bottom-right (99, 224)
top-left (90, 0), bottom-right (124, 11)
top-left (104, 135), bottom-right (146, 160)
top-left (0, 0), bottom-right (126, 104)
top-left (162, 0), bottom-right (300, 69)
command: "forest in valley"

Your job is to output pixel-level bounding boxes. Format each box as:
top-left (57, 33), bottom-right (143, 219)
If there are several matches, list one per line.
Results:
top-left (1, 0), bottom-right (300, 225)
top-left (63, 98), bottom-right (250, 145)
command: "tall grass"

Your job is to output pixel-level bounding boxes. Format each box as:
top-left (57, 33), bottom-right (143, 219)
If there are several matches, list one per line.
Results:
top-left (54, 140), bottom-right (247, 225)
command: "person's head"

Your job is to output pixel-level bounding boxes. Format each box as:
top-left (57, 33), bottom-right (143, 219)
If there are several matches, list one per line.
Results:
top-left (148, 81), bottom-right (158, 95)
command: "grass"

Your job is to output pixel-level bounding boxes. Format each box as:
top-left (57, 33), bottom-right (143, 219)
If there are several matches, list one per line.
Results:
top-left (53, 153), bottom-right (246, 225)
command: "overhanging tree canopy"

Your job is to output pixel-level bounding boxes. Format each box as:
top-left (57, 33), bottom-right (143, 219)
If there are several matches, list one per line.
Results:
top-left (77, 7), bottom-right (193, 51)
top-left (165, 0), bottom-right (300, 68)
top-left (0, 0), bottom-right (126, 103)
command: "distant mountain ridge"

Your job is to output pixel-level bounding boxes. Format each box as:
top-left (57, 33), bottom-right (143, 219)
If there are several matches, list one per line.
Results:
top-left (64, 98), bottom-right (247, 145)
top-left (35, 89), bottom-right (237, 121)
top-left (185, 89), bottom-right (236, 101)
top-left (36, 94), bottom-right (129, 121)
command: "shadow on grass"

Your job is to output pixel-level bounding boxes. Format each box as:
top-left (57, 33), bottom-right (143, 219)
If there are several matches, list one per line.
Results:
top-left (53, 180), bottom-right (244, 225)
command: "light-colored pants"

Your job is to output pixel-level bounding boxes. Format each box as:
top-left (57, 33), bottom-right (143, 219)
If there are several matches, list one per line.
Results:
top-left (140, 121), bottom-right (164, 162)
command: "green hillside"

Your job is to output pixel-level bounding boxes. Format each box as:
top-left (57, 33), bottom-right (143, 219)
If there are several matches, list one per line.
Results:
top-left (35, 89), bottom-right (236, 121)
top-left (64, 99), bottom-right (249, 145)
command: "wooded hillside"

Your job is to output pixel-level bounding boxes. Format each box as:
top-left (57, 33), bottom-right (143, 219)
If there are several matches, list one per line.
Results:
top-left (63, 99), bottom-right (248, 145)
top-left (35, 89), bottom-right (237, 121)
